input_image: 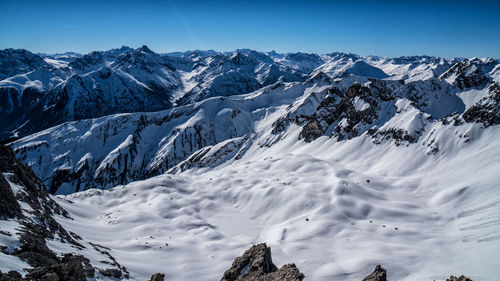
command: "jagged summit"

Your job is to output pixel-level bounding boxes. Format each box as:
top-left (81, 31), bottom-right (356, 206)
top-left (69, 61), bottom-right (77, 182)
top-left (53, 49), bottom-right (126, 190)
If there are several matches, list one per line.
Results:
top-left (137, 44), bottom-right (154, 53)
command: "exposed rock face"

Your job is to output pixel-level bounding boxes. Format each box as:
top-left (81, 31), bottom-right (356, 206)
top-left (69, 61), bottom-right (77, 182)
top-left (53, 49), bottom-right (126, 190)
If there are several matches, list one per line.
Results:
top-left (0, 145), bottom-right (69, 220)
top-left (462, 83), bottom-right (500, 127)
top-left (446, 275), bottom-right (473, 281)
top-left (149, 272), bottom-right (166, 281)
top-left (0, 254), bottom-right (93, 281)
top-left (279, 76), bottom-right (467, 145)
top-left (0, 145), bottom-right (83, 267)
top-left (0, 168), bottom-right (22, 219)
top-left (25, 254), bottom-right (92, 281)
top-left (0, 145), bottom-right (95, 279)
top-left (0, 270), bottom-right (23, 281)
top-left (440, 58), bottom-right (497, 90)
top-left (362, 265), bottom-right (387, 281)
top-left (221, 243), bottom-right (304, 281)
top-left (99, 268), bottom-right (122, 278)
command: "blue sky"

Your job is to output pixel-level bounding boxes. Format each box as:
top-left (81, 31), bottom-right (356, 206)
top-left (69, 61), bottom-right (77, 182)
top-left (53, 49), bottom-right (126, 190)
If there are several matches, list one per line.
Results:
top-left (1, 0), bottom-right (499, 58)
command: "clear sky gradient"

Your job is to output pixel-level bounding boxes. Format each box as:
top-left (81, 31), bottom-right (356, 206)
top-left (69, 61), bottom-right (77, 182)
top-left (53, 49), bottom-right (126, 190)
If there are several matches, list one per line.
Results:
top-left (1, 0), bottom-right (499, 58)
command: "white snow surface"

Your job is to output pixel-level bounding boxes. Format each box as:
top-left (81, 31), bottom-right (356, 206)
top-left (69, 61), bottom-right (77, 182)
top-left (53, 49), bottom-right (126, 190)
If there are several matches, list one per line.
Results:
top-left (353, 96), bottom-right (370, 111)
top-left (50, 121), bottom-right (500, 281)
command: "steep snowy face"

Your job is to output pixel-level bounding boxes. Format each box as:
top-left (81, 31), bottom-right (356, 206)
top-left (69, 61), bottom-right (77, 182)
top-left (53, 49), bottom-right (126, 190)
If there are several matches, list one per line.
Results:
top-left (67, 46), bottom-right (134, 72)
top-left (176, 50), bottom-right (307, 105)
top-left (278, 52), bottom-right (326, 73)
top-left (273, 77), bottom-right (465, 145)
top-left (10, 91), bottom-right (262, 193)
top-left (369, 55), bottom-right (457, 82)
top-left (0, 47), bottom-right (184, 140)
top-left (337, 61), bottom-right (389, 79)
top-left (440, 57), bottom-right (498, 89)
top-left (0, 49), bottom-right (49, 80)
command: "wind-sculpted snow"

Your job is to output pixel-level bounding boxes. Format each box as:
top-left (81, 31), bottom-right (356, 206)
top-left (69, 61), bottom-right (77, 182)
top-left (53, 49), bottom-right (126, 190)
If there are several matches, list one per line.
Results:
top-left (50, 130), bottom-right (500, 280)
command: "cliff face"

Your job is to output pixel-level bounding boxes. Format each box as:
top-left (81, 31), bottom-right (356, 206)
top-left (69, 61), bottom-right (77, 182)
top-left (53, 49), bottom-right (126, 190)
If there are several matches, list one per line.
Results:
top-left (0, 145), bottom-right (126, 280)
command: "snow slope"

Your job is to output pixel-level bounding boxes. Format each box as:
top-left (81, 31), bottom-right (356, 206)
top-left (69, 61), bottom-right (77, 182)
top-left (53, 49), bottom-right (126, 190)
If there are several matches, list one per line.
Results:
top-left (51, 119), bottom-right (500, 281)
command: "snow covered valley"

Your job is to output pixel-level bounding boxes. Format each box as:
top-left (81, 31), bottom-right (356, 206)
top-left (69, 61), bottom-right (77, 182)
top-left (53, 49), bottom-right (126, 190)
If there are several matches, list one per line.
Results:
top-left (50, 126), bottom-right (500, 281)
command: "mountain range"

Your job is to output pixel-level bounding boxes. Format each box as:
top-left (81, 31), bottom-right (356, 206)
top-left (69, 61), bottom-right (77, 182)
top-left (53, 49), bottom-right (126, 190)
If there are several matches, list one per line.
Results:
top-left (1, 46), bottom-right (500, 281)
top-left (3, 46), bottom-right (497, 141)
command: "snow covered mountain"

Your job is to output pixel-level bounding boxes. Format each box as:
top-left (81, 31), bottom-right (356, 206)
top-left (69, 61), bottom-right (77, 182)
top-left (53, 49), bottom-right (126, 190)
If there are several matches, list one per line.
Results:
top-left (2, 46), bottom-right (494, 140)
top-left (2, 47), bottom-right (500, 281)
top-left (8, 51), bottom-right (499, 195)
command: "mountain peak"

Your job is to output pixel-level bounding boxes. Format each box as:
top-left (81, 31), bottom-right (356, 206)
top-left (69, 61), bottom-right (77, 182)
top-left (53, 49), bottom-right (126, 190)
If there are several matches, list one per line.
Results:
top-left (138, 45), bottom-right (153, 53)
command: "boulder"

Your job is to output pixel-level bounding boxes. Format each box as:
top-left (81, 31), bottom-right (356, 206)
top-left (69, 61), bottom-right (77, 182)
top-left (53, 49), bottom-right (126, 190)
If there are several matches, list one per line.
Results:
top-left (362, 265), bottom-right (387, 281)
top-left (149, 273), bottom-right (165, 281)
top-left (446, 275), bottom-right (472, 281)
top-left (221, 243), bottom-right (304, 281)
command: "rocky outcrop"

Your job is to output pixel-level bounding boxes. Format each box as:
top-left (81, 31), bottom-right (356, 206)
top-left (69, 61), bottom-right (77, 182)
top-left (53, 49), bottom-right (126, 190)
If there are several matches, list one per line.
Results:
top-left (0, 271), bottom-right (23, 281)
top-left (446, 275), bottom-right (473, 281)
top-left (0, 145), bottom-right (95, 279)
top-left (0, 145), bottom-right (83, 267)
top-left (362, 265), bottom-right (387, 281)
top-left (149, 273), bottom-right (166, 281)
top-left (462, 83), bottom-right (500, 127)
top-left (298, 82), bottom-right (383, 142)
top-left (99, 268), bottom-right (122, 278)
top-left (221, 243), bottom-right (304, 281)
top-left (24, 254), bottom-right (93, 281)
top-left (0, 254), bottom-right (93, 281)
top-left (440, 58), bottom-right (497, 90)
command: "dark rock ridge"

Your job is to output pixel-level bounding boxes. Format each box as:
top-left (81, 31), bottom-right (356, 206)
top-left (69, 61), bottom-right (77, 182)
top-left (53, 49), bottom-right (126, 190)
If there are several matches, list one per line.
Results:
top-left (149, 273), bottom-right (166, 281)
top-left (362, 265), bottom-right (387, 281)
top-left (277, 78), bottom-right (463, 144)
top-left (446, 275), bottom-right (473, 281)
top-left (0, 254), bottom-right (92, 281)
top-left (221, 243), bottom-right (304, 281)
top-left (0, 145), bottom-right (96, 280)
top-left (439, 58), bottom-right (497, 90)
top-left (24, 254), bottom-right (94, 281)
top-left (462, 83), bottom-right (500, 127)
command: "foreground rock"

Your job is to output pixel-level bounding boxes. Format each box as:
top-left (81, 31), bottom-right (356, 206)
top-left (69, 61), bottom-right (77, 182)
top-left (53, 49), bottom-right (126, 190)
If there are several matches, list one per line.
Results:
top-left (221, 243), bottom-right (304, 281)
top-left (362, 265), bottom-right (387, 281)
top-left (149, 273), bottom-right (165, 281)
top-left (446, 275), bottom-right (473, 281)
top-left (25, 254), bottom-right (93, 281)
top-left (0, 145), bottom-right (96, 280)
